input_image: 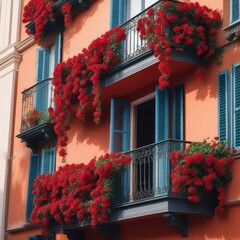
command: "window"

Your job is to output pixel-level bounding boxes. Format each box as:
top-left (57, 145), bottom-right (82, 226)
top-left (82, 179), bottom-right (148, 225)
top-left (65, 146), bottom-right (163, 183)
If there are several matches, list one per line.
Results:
top-left (110, 0), bottom-right (158, 28)
top-left (28, 234), bottom-right (54, 240)
top-left (110, 84), bottom-right (184, 199)
top-left (35, 34), bottom-right (61, 116)
top-left (230, 0), bottom-right (240, 23)
top-left (26, 148), bottom-right (55, 221)
top-left (218, 63), bottom-right (240, 151)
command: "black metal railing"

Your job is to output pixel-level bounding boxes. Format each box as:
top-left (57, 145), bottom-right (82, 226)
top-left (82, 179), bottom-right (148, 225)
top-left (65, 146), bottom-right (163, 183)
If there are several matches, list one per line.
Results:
top-left (112, 140), bottom-right (191, 206)
top-left (20, 78), bottom-right (54, 132)
top-left (119, 1), bottom-right (163, 65)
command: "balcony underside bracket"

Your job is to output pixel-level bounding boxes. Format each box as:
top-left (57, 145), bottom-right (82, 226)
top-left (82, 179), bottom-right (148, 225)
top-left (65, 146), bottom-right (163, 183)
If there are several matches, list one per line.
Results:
top-left (164, 213), bottom-right (188, 237)
top-left (98, 224), bottom-right (120, 240)
top-left (63, 230), bottom-right (85, 240)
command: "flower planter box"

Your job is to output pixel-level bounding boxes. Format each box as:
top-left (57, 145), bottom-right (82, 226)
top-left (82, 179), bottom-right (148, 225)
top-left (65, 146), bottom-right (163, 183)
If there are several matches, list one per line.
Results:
top-left (16, 122), bottom-right (57, 152)
top-left (25, 0), bottom-right (90, 36)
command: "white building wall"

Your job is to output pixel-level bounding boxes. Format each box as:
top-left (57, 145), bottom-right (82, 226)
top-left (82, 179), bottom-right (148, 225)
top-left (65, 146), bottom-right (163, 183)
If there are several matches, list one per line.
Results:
top-left (0, 0), bottom-right (22, 238)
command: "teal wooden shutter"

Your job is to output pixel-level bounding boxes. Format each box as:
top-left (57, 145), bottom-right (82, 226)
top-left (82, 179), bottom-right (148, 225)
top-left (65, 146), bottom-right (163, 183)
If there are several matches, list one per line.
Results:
top-left (41, 148), bottom-right (55, 174)
top-left (233, 63), bottom-right (240, 150)
top-left (54, 34), bottom-right (62, 66)
top-left (173, 85), bottom-right (184, 140)
top-left (26, 154), bottom-right (40, 221)
top-left (110, 98), bottom-right (130, 201)
top-left (36, 48), bottom-right (50, 83)
top-left (218, 70), bottom-right (229, 141)
top-left (36, 48), bottom-right (50, 114)
top-left (28, 234), bottom-right (54, 240)
top-left (110, 99), bottom-right (130, 152)
top-left (110, 0), bottom-right (126, 28)
top-left (231, 0), bottom-right (240, 23)
top-left (155, 86), bottom-right (169, 142)
top-left (155, 86), bottom-right (169, 193)
top-left (28, 236), bottom-right (45, 240)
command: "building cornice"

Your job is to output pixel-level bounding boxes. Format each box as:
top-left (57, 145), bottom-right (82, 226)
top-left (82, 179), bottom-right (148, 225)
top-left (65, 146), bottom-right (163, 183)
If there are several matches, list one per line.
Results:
top-left (15, 36), bottom-right (35, 53)
top-left (0, 46), bottom-right (21, 74)
top-left (0, 36), bottom-right (36, 74)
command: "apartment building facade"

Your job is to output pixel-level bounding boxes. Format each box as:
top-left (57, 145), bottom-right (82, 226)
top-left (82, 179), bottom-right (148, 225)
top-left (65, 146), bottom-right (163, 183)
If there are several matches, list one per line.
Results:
top-left (4, 0), bottom-right (240, 240)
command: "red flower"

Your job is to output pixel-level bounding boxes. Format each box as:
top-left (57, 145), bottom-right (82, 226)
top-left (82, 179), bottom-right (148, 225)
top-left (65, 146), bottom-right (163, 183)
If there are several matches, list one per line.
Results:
top-left (188, 195), bottom-right (200, 203)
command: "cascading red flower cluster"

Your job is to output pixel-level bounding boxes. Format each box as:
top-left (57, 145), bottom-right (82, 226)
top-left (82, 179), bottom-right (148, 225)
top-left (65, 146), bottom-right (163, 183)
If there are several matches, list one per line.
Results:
top-left (61, 3), bottom-right (72, 26)
top-left (49, 26), bottom-right (126, 160)
top-left (22, 0), bottom-right (73, 42)
top-left (169, 137), bottom-right (237, 213)
top-left (136, 1), bottom-right (222, 89)
top-left (30, 152), bottom-right (131, 235)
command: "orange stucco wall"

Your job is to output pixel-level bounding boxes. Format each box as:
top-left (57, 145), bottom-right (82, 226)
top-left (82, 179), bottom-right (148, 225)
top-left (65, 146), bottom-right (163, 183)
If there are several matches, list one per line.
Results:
top-left (7, 43), bottom-right (38, 228)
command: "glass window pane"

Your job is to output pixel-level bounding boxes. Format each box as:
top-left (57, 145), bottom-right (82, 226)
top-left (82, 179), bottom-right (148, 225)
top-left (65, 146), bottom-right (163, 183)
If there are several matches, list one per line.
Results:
top-left (128, 0), bottom-right (142, 19)
top-left (145, 0), bottom-right (157, 8)
top-left (114, 102), bottom-right (124, 130)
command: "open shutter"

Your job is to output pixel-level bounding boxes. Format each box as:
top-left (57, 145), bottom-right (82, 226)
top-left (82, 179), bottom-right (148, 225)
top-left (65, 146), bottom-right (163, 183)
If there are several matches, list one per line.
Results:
top-left (155, 86), bottom-right (169, 193)
top-left (218, 70), bottom-right (229, 141)
top-left (54, 34), bottom-right (62, 66)
top-left (28, 236), bottom-right (44, 240)
top-left (41, 148), bottom-right (55, 174)
top-left (233, 64), bottom-right (240, 150)
top-left (36, 48), bottom-right (50, 83)
top-left (110, 98), bottom-right (130, 201)
top-left (36, 48), bottom-right (50, 113)
top-left (231, 0), bottom-right (240, 23)
top-left (155, 86), bottom-right (169, 142)
top-left (110, 99), bottom-right (130, 152)
top-left (26, 154), bottom-right (40, 221)
top-left (110, 0), bottom-right (126, 28)
top-left (173, 85), bottom-right (184, 140)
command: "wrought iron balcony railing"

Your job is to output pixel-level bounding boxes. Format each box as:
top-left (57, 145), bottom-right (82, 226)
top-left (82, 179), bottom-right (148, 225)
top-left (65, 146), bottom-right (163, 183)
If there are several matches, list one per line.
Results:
top-left (119, 1), bottom-right (162, 65)
top-left (114, 1), bottom-right (202, 71)
top-left (20, 78), bottom-right (54, 132)
top-left (112, 140), bottom-right (190, 206)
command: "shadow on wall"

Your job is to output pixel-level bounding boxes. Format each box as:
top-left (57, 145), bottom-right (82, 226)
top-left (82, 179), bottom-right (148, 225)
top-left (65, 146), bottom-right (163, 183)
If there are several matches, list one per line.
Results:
top-left (184, 64), bottom-right (218, 101)
top-left (63, 0), bottom-right (104, 56)
top-left (63, 101), bottom-right (110, 157)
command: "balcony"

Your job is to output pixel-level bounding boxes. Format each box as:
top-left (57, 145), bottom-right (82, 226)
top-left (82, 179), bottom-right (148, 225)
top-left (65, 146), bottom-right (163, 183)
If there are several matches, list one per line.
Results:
top-left (48, 140), bottom-right (217, 238)
top-left (16, 79), bottom-right (57, 151)
top-left (26, 0), bottom-right (90, 37)
top-left (102, 1), bottom-right (203, 88)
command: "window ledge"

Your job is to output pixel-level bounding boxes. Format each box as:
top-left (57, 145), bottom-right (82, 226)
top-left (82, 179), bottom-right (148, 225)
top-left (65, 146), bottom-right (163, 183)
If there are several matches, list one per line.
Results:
top-left (6, 222), bottom-right (39, 233)
top-left (223, 21), bottom-right (240, 41)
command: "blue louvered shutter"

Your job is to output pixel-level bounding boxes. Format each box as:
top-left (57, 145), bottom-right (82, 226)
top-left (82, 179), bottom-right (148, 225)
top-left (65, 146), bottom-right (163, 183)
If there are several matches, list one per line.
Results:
top-left (110, 0), bottom-right (126, 28)
top-left (26, 154), bottom-right (40, 221)
top-left (110, 99), bottom-right (130, 152)
top-left (218, 70), bottom-right (229, 141)
top-left (28, 236), bottom-right (44, 240)
top-left (155, 86), bottom-right (169, 142)
top-left (231, 0), bottom-right (240, 23)
top-left (36, 48), bottom-right (50, 114)
top-left (155, 86), bottom-right (169, 193)
top-left (233, 64), bottom-right (240, 150)
top-left (41, 148), bottom-right (55, 174)
top-left (173, 85), bottom-right (184, 140)
top-left (110, 98), bottom-right (130, 201)
top-left (54, 34), bottom-right (62, 66)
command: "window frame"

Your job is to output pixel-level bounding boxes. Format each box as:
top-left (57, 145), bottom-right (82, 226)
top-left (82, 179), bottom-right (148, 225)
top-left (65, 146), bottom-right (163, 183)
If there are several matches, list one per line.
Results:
top-left (230, 0), bottom-right (240, 24)
top-left (26, 147), bottom-right (56, 222)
